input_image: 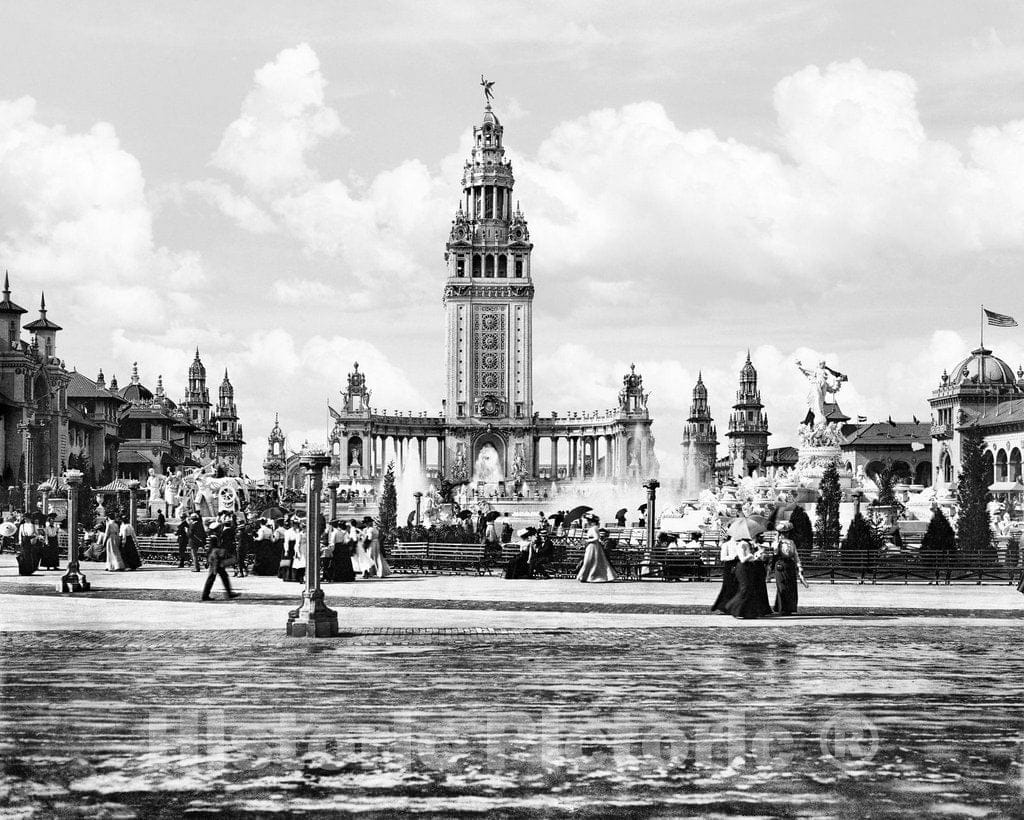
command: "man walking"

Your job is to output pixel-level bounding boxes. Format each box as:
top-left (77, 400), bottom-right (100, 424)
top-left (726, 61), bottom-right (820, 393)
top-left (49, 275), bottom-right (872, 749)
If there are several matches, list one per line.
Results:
top-left (201, 516), bottom-right (240, 601)
top-left (176, 518), bottom-right (190, 568)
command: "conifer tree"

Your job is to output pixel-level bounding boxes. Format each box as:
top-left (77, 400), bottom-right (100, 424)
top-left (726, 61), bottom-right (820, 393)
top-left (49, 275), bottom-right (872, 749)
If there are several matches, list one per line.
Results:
top-left (379, 461), bottom-right (398, 550)
top-left (815, 461), bottom-right (842, 553)
top-left (920, 506), bottom-right (956, 567)
top-left (789, 505), bottom-right (814, 555)
top-left (956, 432), bottom-right (993, 558)
top-left (841, 511), bottom-right (878, 570)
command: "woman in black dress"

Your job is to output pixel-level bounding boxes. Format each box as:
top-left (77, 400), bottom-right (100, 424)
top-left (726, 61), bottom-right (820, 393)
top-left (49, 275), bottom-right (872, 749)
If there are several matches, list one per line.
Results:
top-left (723, 539), bottom-right (770, 619)
top-left (505, 529), bottom-right (535, 579)
top-left (771, 524), bottom-right (805, 613)
top-left (710, 538), bottom-right (739, 613)
top-left (40, 513), bottom-right (61, 570)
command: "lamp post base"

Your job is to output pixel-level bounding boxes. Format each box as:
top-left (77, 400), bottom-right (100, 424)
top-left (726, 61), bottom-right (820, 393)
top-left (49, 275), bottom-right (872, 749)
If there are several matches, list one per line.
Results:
top-left (58, 562), bottom-right (91, 593)
top-left (286, 589), bottom-right (339, 638)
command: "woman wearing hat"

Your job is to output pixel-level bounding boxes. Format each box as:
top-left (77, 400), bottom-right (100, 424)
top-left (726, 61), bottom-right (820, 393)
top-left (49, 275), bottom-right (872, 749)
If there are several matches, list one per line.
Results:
top-left (40, 513), bottom-right (61, 570)
top-left (505, 527), bottom-right (535, 579)
top-left (363, 516), bottom-right (390, 579)
top-left (577, 526), bottom-right (616, 583)
top-left (347, 519), bottom-right (370, 576)
top-left (770, 522), bottom-right (806, 614)
top-left (722, 536), bottom-right (772, 619)
top-left (710, 537), bottom-right (739, 613)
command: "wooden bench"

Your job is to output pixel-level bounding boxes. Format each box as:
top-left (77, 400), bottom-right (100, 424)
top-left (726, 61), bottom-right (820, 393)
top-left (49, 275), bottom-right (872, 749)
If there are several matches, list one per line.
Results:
top-left (640, 546), bottom-right (708, 581)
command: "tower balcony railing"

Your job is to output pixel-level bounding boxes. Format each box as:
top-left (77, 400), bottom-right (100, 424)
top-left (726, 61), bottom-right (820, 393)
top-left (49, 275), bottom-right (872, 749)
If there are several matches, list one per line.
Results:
top-left (930, 422), bottom-right (951, 439)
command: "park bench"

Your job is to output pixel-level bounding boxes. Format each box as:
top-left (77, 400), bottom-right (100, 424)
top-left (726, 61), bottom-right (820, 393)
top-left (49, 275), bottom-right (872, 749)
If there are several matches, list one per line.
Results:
top-left (389, 542), bottom-right (429, 573)
top-left (640, 545), bottom-right (708, 581)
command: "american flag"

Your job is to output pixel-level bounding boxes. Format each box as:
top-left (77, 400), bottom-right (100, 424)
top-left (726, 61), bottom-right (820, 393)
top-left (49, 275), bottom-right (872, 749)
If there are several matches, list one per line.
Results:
top-left (984, 308), bottom-right (1017, 327)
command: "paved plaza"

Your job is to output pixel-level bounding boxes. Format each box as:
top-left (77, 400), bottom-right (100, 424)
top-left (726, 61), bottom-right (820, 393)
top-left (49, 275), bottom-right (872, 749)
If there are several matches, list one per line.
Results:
top-left (2, 556), bottom-right (1024, 817)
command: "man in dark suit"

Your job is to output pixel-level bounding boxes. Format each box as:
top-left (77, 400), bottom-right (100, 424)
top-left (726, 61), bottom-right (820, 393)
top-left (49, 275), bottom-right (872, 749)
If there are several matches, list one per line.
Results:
top-left (187, 513), bottom-right (206, 572)
top-left (176, 518), bottom-right (190, 568)
top-left (202, 515), bottom-right (240, 601)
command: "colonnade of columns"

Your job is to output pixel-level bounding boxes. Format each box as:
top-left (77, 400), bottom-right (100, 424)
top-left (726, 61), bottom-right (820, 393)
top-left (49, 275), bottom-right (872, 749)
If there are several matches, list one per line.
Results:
top-left (536, 433), bottom-right (623, 481)
top-left (341, 433), bottom-right (446, 477)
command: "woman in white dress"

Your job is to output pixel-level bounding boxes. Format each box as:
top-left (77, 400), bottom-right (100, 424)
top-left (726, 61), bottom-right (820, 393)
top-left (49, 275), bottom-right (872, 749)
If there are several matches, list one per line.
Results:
top-left (348, 520), bottom-right (371, 576)
top-left (577, 526), bottom-right (616, 583)
top-left (362, 516), bottom-right (390, 578)
top-left (103, 516), bottom-right (126, 571)
top-left (288, 521), bottom-right (306, 583)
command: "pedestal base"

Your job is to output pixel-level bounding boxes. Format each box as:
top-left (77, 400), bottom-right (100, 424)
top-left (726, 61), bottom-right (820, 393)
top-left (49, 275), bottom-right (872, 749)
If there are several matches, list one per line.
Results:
top-left (795, 445), bottom-right (852, 489)
top-left (286, 589), bottom-right (339, 638)
top-left (57, 564), bottom-right (91, 593)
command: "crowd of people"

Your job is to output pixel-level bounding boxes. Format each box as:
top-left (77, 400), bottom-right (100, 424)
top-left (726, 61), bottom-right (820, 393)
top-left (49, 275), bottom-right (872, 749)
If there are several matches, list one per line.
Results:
top-left (710, 521), bottom-right (808, 619)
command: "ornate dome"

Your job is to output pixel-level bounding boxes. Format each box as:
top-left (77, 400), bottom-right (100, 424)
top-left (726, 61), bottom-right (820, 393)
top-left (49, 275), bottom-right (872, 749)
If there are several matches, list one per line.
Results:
top-left (949, 347), bottom-right (1016, 386)
top-left (118, 363), bottom-right (153, 403)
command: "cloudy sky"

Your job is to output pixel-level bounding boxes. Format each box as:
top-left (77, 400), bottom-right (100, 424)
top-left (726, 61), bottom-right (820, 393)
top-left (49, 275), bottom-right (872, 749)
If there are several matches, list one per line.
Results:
top-left (3, 1), bottom-right (1024, 478)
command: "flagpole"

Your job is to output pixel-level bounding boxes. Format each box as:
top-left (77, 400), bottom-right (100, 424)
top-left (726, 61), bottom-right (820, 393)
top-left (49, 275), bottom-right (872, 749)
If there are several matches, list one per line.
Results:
top-left (981, 304), bottom-right (984, 349)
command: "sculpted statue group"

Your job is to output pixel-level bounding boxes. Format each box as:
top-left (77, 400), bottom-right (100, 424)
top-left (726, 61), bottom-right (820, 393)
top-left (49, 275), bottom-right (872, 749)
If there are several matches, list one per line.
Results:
top-left (796, 359), bottom-right (848, 447)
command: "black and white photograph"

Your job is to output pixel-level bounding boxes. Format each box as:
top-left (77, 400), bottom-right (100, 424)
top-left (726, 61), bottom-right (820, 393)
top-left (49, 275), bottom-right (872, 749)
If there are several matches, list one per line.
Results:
top-left (1, 2), bottom-right (1024, 817)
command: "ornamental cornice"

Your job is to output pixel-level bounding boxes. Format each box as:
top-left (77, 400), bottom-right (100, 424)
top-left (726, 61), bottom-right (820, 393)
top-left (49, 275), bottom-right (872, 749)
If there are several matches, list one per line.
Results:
top-left (443, 283), bottom-right (534, 301)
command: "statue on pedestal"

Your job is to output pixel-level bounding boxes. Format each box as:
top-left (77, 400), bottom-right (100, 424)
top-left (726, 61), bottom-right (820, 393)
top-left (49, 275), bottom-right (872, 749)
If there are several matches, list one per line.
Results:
top-left (164, 469), bottom-right (183, 518)
top-left (145, 468), bottom-right (165, 516)
top-left (796, 359), bottom-right (847, 434)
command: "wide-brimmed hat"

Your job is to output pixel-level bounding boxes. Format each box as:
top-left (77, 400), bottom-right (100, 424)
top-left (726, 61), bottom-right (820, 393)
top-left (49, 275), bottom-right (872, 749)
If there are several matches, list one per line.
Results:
top-left (776, 522), bottom-right (794, 532)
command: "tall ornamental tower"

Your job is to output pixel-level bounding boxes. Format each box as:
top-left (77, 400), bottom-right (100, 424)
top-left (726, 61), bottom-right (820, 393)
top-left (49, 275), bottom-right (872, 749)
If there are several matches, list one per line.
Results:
top-left (211, 369), bottom-right (244, 474)
top-left (726, 352), bottom-right (770, 478)
top-left (443, 102), bottom-right (534, 427)
top-left (181, 349), bottom-right (211, 426)
top-left (681, 372), bottom-right (718, 491)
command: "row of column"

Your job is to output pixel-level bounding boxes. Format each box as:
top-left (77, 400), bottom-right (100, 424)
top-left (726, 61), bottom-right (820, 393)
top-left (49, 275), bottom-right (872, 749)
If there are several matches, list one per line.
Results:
top-left (466, 185), bottom-right (510, 221)
top-left (362, 434), bottom-right (443, 477)
top-left (538, 433), bottom-right (624, 481)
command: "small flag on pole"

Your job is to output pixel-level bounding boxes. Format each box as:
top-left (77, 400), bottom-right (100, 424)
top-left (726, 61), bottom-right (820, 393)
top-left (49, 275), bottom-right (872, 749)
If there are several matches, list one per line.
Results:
top-left (984, 308), bottom-right (1018, 328)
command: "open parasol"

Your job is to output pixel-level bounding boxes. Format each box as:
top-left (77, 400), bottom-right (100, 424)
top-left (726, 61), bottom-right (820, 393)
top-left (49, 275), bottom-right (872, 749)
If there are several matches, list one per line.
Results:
top-left (562, 505), bottom-right (593, 528)
top-left (728, 516), bottom-right (767, 542)
top-left (259, 506), bottom-right (286, 520)
top-left (638, 503), bottom-right (647, 513)
top-left (615, 507), bottom-right (628, 518)
top-left (485, 510), bottom-right (501, 522)
top-left (0, 522), bottom-right (16, 537)
top-left (458, 509), bottom-right (473, 520)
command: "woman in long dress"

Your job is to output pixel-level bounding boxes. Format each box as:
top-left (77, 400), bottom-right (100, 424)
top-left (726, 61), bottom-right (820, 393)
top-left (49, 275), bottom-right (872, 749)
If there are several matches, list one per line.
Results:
top-left (711, 538), bottom-right (739, 612)
top-left (16, 515), bottom-right (40, 576)
top-left (327, 521), bottom-right (355, 582)
top-left (119, 517), bottom-right (143, 570)
top-left (505, 529), bottom-right (534, 579)
top-left (40, 514), bottom-right (61, 570)
top-left (349, 520), bottom-right (371, 576)
top-left (288, 521), bottom-right (306, 583)
top-left (274, 519), bottom-right (291, 580)
top-left (103, 516), bottom-right (126, 572)
top-left (771, 524), bottom-right (803, 614)
top-left (364, 517), bottom-right (390, 579)
top-left (723, 539), bottom-right (766, 619)
top-left (577, 526), bottom-right (616, 583)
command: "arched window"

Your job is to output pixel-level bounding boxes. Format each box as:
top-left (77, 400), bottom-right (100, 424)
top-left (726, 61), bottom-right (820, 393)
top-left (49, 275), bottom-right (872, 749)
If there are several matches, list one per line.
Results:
top-left (472, 254), bottom-right (482, 278)
top-left (1010, 447), bottom-right (1022, 481)
top-left (996, 449), bottom-right (1008, 481)
top-left (498, 256), bottom-right (507, 277)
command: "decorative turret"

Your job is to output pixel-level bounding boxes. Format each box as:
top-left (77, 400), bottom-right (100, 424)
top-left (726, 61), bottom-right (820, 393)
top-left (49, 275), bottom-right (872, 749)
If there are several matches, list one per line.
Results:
top-left (618, 364), bottom-right (650, 416)
top-left (181, 348), bottom-right (211, 426)
top-left (109, 374), bottom-right (119, 392)
top-left (681, 372), bottom-right (718, 491)
top-left (24, 292), bottom-right (62, 360)
top-left (263, 412), bottom-right (286, 486)
top-left (209, 367), bottom-right (243, 474)
top-left (340, 362), bottom-right (371, 414)
top-left (0, 272), bottom-right (27, 351)
top-left (726, 352), bottom-right (770, 478)
top-left (96, 369), bottom-right (106, 390)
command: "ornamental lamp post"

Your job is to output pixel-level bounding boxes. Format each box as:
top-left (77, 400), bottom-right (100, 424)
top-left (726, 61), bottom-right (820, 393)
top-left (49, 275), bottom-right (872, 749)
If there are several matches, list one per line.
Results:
top-left (287, 447), bottom-right (338, 638)
top-left (58, 470), bottom-right (90, 593)
top-left (643, 478), bottom-right (660, 556)
top-left (327, 478), bottom-right (340, 522)
top-left (413, 491), bottom-right (423, 527)
top-left (126, 480), bottom-right (140, 529)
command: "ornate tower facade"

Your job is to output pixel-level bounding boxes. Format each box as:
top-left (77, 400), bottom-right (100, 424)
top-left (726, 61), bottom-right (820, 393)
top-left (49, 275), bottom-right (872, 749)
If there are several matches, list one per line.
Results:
top-left (181, 349), bottom-right (211, 426)
top-left (263, 413), bottom-right (286, 487)
top-left (211, 369), bottom-right (244, 475)
top-left (681, 373), bottom-right (718, 491)
top-left (441, 102), bottom-right (535, 480)
top-left (726, 352), bottom-right (769, 478)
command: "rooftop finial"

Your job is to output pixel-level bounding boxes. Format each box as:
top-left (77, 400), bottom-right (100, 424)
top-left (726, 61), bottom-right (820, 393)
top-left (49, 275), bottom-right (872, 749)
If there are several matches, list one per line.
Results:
top-left (480, 75), bottom-right (495, 103)
top-left (3, 271), bottom-right (10, 297)
top-left (131, 362), bottom-right (139, 384)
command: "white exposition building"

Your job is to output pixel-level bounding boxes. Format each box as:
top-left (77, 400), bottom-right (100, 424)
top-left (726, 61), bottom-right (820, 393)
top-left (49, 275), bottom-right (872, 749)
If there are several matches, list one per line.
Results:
top-left (275, 101), bottom-right (658, 491)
